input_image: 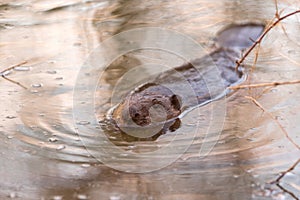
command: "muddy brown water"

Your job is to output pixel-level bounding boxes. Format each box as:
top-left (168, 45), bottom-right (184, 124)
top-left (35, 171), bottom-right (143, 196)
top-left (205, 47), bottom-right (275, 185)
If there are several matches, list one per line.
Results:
top-left (0, 0), bottom-right (300, 199)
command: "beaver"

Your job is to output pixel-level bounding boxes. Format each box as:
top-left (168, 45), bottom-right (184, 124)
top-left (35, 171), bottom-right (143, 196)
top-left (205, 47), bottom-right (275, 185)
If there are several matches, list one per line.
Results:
top-left (106, 23), bottom-right (265, 141)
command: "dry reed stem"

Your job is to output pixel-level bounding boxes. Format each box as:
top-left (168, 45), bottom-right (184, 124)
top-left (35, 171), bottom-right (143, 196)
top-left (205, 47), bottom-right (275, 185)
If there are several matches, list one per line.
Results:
top-left (230, 80), bottom-right (300, 90)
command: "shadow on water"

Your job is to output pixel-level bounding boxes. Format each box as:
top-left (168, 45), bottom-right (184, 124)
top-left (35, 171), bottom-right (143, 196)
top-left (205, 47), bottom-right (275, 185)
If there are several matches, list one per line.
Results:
top-left (0, 0), bottom-right (300, 199)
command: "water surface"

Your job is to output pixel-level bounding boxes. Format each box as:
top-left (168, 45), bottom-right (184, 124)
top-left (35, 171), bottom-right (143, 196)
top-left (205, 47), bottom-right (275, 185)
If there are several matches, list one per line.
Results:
top-left (0, 0), bottom-right (300, 199)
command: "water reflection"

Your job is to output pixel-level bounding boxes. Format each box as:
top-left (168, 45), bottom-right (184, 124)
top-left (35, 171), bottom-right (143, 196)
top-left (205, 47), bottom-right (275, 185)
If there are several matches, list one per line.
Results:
top-left (0, 0), bottom-right (299, 199)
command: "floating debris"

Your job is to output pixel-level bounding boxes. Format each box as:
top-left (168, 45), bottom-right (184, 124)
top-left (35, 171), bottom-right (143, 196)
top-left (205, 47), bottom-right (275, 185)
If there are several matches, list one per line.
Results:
top-left (56, 145), bottom-right (65, 150)
top-left (47, 70), bottom-right (57, 74)
top-left (76, 194), bottom-right (88, 200)
top-left (30, 90), bottom-right (39, 93)
top-left (51, 195), bottom-right (63, 200)
top-left (48, 137), bottom-right (58, 142)
top-left (77, 121), bottom-right (90, 125)
top-left (13, 66), bottom-right (30, 71)
top-left (31, 83), bottom-right (43, 88)
top-left (6, 115), bottom-right (16, 119)
top-left (81, 163), bottom-right (91, 168)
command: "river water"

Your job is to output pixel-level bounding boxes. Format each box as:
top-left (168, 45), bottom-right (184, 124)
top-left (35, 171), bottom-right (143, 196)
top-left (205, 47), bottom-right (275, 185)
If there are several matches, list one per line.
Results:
top-left (0, 0), bottom-right (300, 199)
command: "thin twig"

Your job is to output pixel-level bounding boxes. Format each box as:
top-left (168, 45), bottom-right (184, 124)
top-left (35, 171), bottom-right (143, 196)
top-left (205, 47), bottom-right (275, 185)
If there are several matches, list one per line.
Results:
top-left (277, 183), bottom-right (299, 200)
top-left (246, 95), bottom-right (300, 200)
top-left (234, 4), bottom-right (300, 199)
top-left (246, 42), bottom-right (261, 96)
top-left (0, 61), bottom-right (28, 74)
top-left (245, 96), bottom-right (300, 150)
top-left (1, 75), bottom-right (27, 89)
top-left (271, 158), bottom-right (300, 184)
top-left (274, 0), bottom-right (280, 19)
top-left (235, 9), bottom-right (300, 70)
top-left (230, 80), bottom-right (300, 90)
top-left (272, 158), bottom-right (300, 200)
top-left (0, 61), bottom-right (28, 89)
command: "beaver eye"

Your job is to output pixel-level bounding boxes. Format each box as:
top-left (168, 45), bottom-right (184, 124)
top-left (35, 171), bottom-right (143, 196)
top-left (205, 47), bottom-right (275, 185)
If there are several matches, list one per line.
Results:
top-left (134, 113), bottom-right (140, 118)
top-left (170, 95), bottom-right (181, 110)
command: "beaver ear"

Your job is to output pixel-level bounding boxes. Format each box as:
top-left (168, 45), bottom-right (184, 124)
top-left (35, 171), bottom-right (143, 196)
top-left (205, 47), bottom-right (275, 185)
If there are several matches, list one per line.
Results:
top-left (216, 23), bottom-right (265, 50)
top-left (170, 94), bottom-right (181, 110)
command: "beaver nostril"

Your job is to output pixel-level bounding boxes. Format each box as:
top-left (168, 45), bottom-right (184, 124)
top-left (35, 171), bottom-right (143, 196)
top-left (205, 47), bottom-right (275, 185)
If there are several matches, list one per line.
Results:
top-left (152, 98), bottom-right (158, 103)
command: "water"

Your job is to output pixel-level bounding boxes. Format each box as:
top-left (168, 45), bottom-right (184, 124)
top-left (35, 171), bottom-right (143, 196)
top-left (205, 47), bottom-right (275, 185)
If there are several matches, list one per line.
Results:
top-left (0, 0), bottom-right (300, 199)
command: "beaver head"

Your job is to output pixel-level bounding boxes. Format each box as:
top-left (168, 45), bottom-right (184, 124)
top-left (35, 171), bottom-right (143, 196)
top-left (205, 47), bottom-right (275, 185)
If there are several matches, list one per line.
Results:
top-left (112, 83), bottom-right (181, 128)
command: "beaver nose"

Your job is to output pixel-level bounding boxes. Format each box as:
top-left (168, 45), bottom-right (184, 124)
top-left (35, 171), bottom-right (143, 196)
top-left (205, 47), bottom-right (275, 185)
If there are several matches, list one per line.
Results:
top-left (128, 104), bottom-right (150, 126)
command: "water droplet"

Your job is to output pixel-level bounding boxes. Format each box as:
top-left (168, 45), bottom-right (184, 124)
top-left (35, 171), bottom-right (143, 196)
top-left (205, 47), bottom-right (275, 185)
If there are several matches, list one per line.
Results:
top-left (81, 163), bottom-right (91, 168)
top-left (272, 193), bottom-right (285, 200)
top-left (275, 116), bottom-right (281, 120)
top-left (76, 194), bottom-right (88, 200)
top-left (1, 70), bottom-right (12, 76)
top-left (4, 24), bottom-right (14, 29)
top-left (6, 116), bottom-right (16, 119)
top-left (127, 145), bottom-right (136, 150)
top-left (31, 83), bottom-right (43, 88)
top-left (7, 135), bottom-right (14, 139)
top-left (14, 66), bottom-right (30, 71)
top-left (48, 137), bottom-right (58, 142)
top-left (271, 88), bottom-right (278, 93)
top-left (30, 90), bottom-right (39, 93)
top-left (284, 172), bottom-right (294, 177)
top-left (51, 195), bottom-right (63, 200)
top-left (56, 145), bottom-right (65, 150)
top-left (47, 70), bottom-right (57, 74)
top-left (263, 189), bottom-right (272, 197)
top-left (233, 174), bottom-right (239, 178)
top-left (73, 42), bottom-right (82, 47)
top-left (109, 196), bottom-right (120, 200)
top-left (77, 121), bottom-right (90, 125)
top-left (8, 192), bottom-right (16, 198)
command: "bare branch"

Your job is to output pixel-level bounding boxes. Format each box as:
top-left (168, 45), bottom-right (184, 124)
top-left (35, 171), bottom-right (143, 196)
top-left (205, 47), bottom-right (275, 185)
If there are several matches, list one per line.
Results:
top-left (235, 9), bottom-right (300, 71)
